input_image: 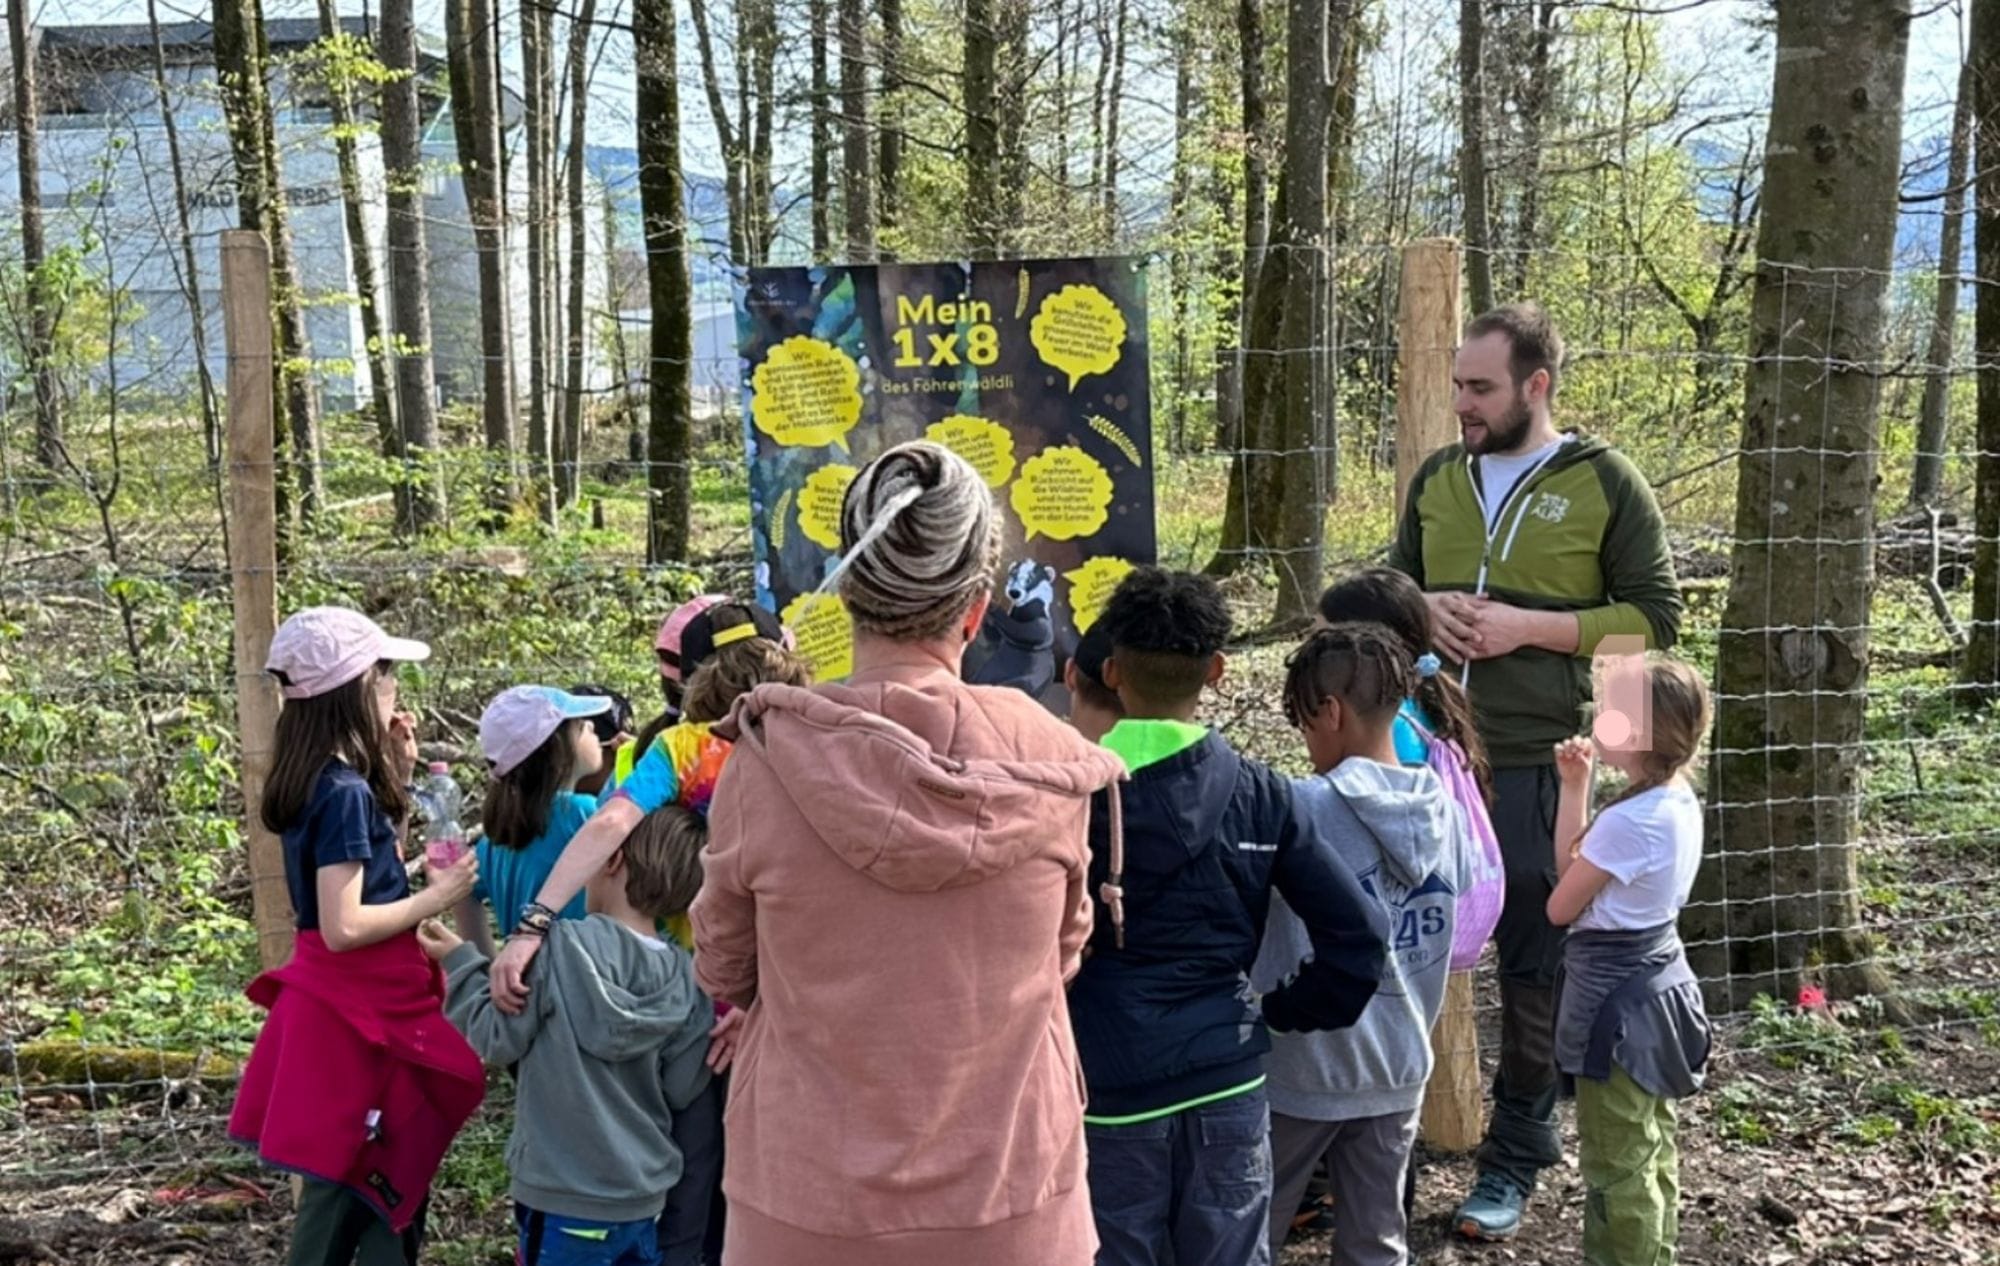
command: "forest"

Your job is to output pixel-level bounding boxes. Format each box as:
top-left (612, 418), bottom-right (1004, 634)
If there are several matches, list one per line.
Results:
top-left (0, 0), bottom-right (1996, 1261)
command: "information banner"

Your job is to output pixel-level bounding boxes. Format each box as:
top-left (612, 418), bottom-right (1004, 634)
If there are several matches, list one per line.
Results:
top-left (738, 257), bottom-right (1155, 709)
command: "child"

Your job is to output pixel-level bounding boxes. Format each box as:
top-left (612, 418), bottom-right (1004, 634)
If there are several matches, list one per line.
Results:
top-left (568, 683), bottom-right (635, 798)
top-left (468, 686), bottom-right (613, 940)
top-left (1067, 567), bottom-right (1388, 1266)
top-left (1317, 569), bottom-right (1492, 796)
top-left (623, 595), bottom-right (780, 784)
top-left (421, 802), bottom-right (714, 1266)
top-left (619, 607), bottom-right (807, 1266)
top-left (1546, 654), bottom-right (1713, 1266)
top-left (1253, 624), bottom-right (1475, 1266)
top-left (1063, 622), bottom-right (1123, 744)
top-left (654, 594), bottom-right (729, 716)
top-left (1300, 568), bottom-right (1498, 1238)
top-left (228, 606), bottom-right (485, 1266)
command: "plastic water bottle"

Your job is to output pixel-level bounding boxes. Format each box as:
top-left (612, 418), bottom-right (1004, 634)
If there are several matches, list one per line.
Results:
top-left (417, 762), bottom-right (468, 870)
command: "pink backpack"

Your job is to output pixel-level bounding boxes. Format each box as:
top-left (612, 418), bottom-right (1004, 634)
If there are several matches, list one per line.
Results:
top-left (1410, 717), bottom-right (1505, 972)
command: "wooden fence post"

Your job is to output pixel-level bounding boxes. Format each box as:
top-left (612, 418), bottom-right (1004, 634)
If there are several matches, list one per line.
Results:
top-left (222, 230), bottom-right (293, 971)
top-left (1398, 236), bottom-right (1485, 1152)
top-left (1395, 237), bottom-right (1463, 516)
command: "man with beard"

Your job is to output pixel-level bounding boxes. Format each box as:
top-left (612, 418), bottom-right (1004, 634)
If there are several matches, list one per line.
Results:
top-left (1386, 302), bottom-right (1683, 1241)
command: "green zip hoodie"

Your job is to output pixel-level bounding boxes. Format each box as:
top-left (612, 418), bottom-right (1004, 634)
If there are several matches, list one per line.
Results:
top-left (1386, 431), bottom-right (1682, 767)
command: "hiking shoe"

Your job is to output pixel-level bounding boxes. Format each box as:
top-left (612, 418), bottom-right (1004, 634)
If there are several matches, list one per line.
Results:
top-left (1454, 1172), bottom-right (1527, 1241)
top-left (1290, 1193), bottom-right (1334, 1235)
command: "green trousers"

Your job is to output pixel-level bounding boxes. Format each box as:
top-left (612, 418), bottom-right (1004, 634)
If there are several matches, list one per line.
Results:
top-left (288, 1178), bottom-right (425, 1266)
top-left (1575, 1067), bottom-right (1679, 1266)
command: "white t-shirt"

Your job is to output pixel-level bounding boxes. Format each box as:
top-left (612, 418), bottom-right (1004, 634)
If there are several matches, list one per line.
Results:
top-left (1574, 782), bottom-right (1704, 932)
top-left (1478, 436), bottom-right (1569, 533)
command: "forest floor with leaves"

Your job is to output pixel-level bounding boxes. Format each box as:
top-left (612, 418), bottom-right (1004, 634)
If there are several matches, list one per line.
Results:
top-left (3, 421), bottom-right (1997, 1263)
top-left (3, 995), bottom-right (1996, 1265)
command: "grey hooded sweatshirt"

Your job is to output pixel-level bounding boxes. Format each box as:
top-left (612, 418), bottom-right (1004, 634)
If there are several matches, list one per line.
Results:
top-left (1251, 758), bottom-right (1472, 1121)
top-left (443, 914), bottom-right (713, 1223)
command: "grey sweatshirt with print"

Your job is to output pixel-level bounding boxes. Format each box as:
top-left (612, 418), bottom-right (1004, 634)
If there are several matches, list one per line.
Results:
top-left (1251, 759), bottom-right (1471, 1121)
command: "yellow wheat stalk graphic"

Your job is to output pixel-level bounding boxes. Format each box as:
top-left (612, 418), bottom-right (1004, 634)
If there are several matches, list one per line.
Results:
top-left (1015, 268), bottom-right (1031, 320)
top-left (1088, 415), bottom-right (1143, 469)
top-left (771, 488), bottom-right (793, 552)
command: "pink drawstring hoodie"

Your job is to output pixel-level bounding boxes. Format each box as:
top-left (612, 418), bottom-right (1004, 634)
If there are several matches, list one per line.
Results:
top-left (690, 657), bottom-right (1126, 1266)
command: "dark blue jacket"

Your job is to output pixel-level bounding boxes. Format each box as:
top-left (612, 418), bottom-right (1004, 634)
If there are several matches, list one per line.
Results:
top-left (1068, 730), bottom-right (1388, 1118)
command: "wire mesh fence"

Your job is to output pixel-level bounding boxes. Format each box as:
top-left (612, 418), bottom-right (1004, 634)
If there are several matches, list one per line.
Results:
top-left (1, 0), bottom-right (1998, 1260)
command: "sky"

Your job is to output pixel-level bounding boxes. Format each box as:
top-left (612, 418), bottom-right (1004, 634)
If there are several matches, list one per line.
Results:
top-left (22, 0), bottom-right (1973, 192)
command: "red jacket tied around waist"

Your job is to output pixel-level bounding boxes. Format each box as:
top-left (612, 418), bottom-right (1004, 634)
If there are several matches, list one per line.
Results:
top-left (229, 930), bottom-right (485, 1230)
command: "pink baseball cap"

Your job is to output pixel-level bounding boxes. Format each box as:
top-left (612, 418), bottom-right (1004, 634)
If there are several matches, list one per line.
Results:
top-left (267, 606), bottom-right (429, 700)
top-left (656, 593), bottom-right (730, 681)
top-left (480, 685), bottom-right (613, 777)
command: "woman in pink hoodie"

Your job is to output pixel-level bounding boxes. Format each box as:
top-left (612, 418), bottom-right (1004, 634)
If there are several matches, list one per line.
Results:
top-left (690, 442), bottom-right (1127, 1266)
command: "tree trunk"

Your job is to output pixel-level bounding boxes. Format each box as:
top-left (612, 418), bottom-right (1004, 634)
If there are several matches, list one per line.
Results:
top-left (1220, 0), bottom-right (1270, 453)
top-left (879, 0), bottom-right (903, 245)
top-left (523, 0), bottom-right (557, 525)
top-left (839, 0), bottom-right (877, 259)
top-left (634, 0), bottom-right (692, 561)
top-left (810, 0), bottom-right (833, 258)
top-left (1266, 0), bottom-right (1347, 623)
top-left (9, 0), bottom-right (60, 472)
top-left (1054, 0), bottom-right (1073, 218)
top-left (1208, 178), bottom-right (1291, 578)
top-left (1169, 21), bottom-right (1196, 454)
top-left (1322, 0), bottom-right (1366, 500)
top-left (253, 9), bottom-right (323, 517)
top-left (213, 0), bottom-right (319, 525)
top-left (560, 0), bottom-right (600, 508)
top-left (143, 0), bottom-right (223, 471)
top-left (688, 0), bottom-right (746, 263)
top-left (1966, 0), bottom-right (2000, 695)
top-left (448, 0), bottom-right (521, 515)
top-left (314, 0), bottom-right (399, 467)
top-left (1911, 53), bottom-right (1974, 509)
top-left (1687, 0), bottom-right (1912, 1013)
top-left (965, 0), bottom-right (1001, 256)
top-left (1458, 0), bottom-right (1495, 315)
top-left (380, 0), bottom-right (444, 532)
top-left (1509, 2), bottom-right (1556, 297)
top-left (1100, 0), bottom-right (1130, 247)
top-left (1089, 3), bottom-right (1111, 223)
top-left (997, 0), bottom-right (1032, 245)
top-left (749, 0), bottom-right (777, 261)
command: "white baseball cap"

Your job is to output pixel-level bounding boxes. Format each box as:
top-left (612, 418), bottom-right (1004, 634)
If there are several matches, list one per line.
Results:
top-left (481, 686), bottom-right (613, 777)
top-left (267, 606), bottom-right (430, 700)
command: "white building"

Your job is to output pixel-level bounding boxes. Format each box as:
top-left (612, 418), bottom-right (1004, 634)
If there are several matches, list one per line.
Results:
top-left (0, 17), bottom-right (607, 415)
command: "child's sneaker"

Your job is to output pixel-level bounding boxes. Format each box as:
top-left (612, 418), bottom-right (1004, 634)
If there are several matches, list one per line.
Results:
top-left (1454, 1172), bottom-right (1528, 1240)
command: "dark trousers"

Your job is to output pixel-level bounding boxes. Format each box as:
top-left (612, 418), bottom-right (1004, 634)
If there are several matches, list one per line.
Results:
top-left (288, 1178), bottom-right (424, 1266)
top-left (1086, 1086), bottom-right (1274, 1266)
top-left (657, 1073), bottom-right (726, 1266)
top-left (519, 1204), bottom-right (661, 1266)
top-left (1474, 764), bottom-right (1567, 1193)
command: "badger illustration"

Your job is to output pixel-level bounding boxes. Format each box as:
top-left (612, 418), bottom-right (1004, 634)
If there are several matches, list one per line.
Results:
top-left (969, 559), bottom-right (1059, 699)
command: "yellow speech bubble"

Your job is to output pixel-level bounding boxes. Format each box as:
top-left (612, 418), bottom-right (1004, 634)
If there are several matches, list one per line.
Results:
top-left (1030, 284), bottom-right (1128, 390)
top-left (780, 591), bottom-right (855, 682)
top-left (750, 336), bottom-right (863, 450)
top-left (1064, 556), bottom-right (1136, 634)
top-left (925, 415), bottom-right (1017, 489)
top-left (1010, 445), bottom-right (1114, 542)
top-left (795, 464), bottom-right (857, 551)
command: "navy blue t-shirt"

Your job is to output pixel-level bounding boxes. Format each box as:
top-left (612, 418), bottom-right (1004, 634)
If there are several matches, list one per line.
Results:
top-left (283, 759), bottom-right (410, 930)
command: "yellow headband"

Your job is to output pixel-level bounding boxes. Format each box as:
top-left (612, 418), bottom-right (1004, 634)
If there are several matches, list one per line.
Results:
top-left (710, 623), bottom-right (763, 648)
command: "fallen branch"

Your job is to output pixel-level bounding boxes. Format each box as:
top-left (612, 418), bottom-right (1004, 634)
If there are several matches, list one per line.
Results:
top-left (0, 1040), bottom-right (241, 1088)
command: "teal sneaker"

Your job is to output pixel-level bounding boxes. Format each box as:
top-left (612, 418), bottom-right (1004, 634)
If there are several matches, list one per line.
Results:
top-left (1455, 1171), bottom-right (1527, 1241)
